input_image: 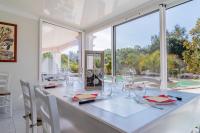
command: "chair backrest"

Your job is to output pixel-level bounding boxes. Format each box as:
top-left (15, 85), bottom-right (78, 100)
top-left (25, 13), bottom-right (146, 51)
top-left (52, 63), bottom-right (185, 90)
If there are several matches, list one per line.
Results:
top-left (0, 72), bottom-right (9, 89)
top-left (20, 80), bottom-right (37, 124)
top-left (34, 87), bottom-right (60, 133)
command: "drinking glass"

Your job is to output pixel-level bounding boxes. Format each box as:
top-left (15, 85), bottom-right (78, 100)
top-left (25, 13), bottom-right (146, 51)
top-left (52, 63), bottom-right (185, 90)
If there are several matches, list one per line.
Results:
top-left (121, 74), bottom-right (134, 98)
top-left (103, 82), bottom-right (112, 97)
top-left (133, 82), bottom-right (146, 102)
top-left (105, 75), bottom-right (116, 96)
top-left (77, 71), bottom-right (84, 89)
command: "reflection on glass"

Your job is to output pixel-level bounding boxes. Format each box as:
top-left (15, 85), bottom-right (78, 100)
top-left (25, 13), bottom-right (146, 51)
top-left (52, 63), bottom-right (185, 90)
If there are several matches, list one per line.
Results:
top-left (115, 12), bottom-right (160, 89)
top-left (166, 0), bottom-right (200, 91)
top-left (41, 22), bottom-right (81, 82)
top-left (89, 27), bottom-right (112, 79)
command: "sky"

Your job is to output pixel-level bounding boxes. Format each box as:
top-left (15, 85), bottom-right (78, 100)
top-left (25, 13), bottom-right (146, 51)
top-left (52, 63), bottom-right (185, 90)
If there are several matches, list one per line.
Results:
top-left (93, 0), bottom-right (200, 50)
top-left (93, 28), bottom-right (111, 50)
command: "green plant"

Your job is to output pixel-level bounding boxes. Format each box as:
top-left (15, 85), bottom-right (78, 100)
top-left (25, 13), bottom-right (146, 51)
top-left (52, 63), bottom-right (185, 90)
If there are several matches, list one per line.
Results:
top-left (61, 54), bottom-right (68, 70)
top-left (183, 19), bottom-right (200, 74)
top-left (70, 62), bottom-right (78, 73)
top-left (42, 52), bottom-right (53, 59)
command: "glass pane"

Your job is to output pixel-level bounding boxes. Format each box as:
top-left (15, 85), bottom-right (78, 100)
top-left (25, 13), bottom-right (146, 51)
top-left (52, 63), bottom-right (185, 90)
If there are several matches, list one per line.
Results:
top-left (166, 0), bottom-right (200, 92)
top-left (88, 27), bottom-right (112, 80)
top-left (41, 22), bottom-right (81, 81)
top-left (115, 12), bottom-right (160, 88)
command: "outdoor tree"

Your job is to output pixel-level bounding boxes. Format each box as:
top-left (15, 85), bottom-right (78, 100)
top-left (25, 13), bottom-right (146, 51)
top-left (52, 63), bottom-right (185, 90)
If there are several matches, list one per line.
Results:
top-left (150, 25), bottom-right (187, 58)
top-left (43, 52), bottom-right (53, 59)
top-left (167, 25), bottom-right (188, 59)
top-left (183, 19), bottom-right (200, 74)
top-left (61, 53), bottom-right (79, 73)
top-left (103, 22), bottom-right (200, 77)
top-left (149, 35), bottom-right (160, 53)
top-left (104, 49), bottom-right (112, 75)
top-left (168, 54), bottom-right (184, 77)
top-left (61, 54), bottom-right (68, 70)
top-left (139, 50), bottom-right (160, 74)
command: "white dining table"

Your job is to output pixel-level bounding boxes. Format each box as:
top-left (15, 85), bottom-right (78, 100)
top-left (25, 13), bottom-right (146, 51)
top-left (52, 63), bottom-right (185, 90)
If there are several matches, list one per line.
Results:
top-left (44, 85), bottom-right (200, 133)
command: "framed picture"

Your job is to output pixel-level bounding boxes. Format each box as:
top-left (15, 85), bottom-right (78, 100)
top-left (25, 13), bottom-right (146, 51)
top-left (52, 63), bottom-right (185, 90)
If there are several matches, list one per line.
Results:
top-left (0, 22), bottom-right (17, 62)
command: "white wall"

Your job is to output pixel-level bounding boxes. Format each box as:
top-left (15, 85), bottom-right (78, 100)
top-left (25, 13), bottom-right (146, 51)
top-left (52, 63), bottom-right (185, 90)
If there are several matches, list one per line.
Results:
top-left (0, 10), bottom-right (39, 112)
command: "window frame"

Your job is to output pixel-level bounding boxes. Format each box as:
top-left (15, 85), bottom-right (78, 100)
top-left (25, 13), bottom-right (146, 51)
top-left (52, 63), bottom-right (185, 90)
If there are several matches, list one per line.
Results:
top-left (111, 1), bottom-right (191, 89)
top-left (112, 9), bottom-right (163, 88)
top-left (85, 0), bottom-right (192, 89)
top-left (112, 9), bottom-right (160, 79)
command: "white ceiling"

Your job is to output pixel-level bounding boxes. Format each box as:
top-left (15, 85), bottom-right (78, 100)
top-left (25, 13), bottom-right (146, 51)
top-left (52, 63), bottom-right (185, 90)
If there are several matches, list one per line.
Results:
top-left (0, 0), bottom-right (153, 30)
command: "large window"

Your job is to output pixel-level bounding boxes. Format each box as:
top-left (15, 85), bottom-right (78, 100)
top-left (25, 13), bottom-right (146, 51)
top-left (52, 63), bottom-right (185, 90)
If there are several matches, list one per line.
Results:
top-left (85, 0), bottom-right (200, 92)
top-left (115, 12), bottom-right (160, 87)
top-left (88, 27), bottom-right (112, 76)
top-left (41, 22), bottom-right (81, 80)
top-left (166, 0), bottom-right (200, 91)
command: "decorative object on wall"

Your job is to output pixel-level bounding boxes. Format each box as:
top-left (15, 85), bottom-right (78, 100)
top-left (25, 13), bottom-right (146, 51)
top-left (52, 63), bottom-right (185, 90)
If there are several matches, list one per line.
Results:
top-left (84, 50), bottom-right (104, 90)
top-left (0, 22), bottom-right (17, 62)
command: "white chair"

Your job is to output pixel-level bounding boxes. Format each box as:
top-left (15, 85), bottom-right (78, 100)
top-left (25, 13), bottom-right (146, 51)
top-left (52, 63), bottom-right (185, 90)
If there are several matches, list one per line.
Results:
top-left (20, 80), bottom-right (42, 133)
top-left (0, 72), bottom-right (12, 117)
top-left (34, 87), bottom-right (81, 133)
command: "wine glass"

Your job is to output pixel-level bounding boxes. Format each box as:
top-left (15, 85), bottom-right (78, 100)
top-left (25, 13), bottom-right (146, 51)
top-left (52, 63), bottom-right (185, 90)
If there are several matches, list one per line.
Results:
top-left (77, 69), bottom-right (84, 89)
top-left (97, 72), bottom-right (115, 97)
top-left (103, 82), bottom-right (113, 97)
top-left (122, 74), bottom-right (134, 98)
top-left (104, 75), bottom-right (116, 96)
top-left (133, 82), bottom-right (146, 102)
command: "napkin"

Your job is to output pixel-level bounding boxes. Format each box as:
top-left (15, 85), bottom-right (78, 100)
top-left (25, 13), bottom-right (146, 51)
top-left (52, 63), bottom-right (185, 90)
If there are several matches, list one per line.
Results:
top-left (72, 93), bottom-right (98, 101)
top-left (44, 83), bottom-right (59, 89)
top-left (143, 95), bottom-right (176, 103)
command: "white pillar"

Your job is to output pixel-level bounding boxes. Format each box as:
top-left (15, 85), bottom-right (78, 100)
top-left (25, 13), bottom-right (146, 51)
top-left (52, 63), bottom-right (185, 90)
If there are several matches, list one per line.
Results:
top-left (76, 33), bottom-right (82, 73)
top-left (86, 34), bottom-right (96, 69)
top-left (159, 4), bottom-right (168, 91)
top-left (52, 52), bottom-right (61, 74)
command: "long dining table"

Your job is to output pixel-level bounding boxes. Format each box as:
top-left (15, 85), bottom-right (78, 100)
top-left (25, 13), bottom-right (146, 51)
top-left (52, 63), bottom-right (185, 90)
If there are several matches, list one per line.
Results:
top-left (44, 84), bottom-right (200, 133)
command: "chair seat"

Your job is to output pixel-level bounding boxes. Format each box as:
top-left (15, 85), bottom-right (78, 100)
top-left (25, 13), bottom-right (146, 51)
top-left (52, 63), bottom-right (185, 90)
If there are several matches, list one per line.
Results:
top-left (0, 89), bottom-right (11, 96)
top-left (60, 118), bottom-right (82, 133)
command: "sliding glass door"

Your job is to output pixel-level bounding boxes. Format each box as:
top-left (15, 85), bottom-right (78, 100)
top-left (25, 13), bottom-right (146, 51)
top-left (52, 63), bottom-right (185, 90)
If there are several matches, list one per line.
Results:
top-left (166, 0), bottom-right (200, 91)
top-left (114, 12), bottom-right (160, 87)
top-left (41, 21), bottom-right (81, 81)
top-left (87, 27), bottom-right (112, 80)
top-left (112, 0), bottom-right (200, 91)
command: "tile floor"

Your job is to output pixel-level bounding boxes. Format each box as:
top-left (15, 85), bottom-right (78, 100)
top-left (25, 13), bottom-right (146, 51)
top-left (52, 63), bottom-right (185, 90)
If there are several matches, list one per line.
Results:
top-left (0, 109), bottom-right (42, 133)
top-left (0, 109), bottom-right (24, 133)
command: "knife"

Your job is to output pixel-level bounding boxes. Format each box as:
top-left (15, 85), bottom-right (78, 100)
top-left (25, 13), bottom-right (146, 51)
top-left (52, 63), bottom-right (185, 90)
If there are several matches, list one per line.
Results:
top-left (79, 99), bottom-right (96, 105)
top-left (168, 95), bottom-right (182, 101)
top-left (79, 96), bottom-right (108, 105)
